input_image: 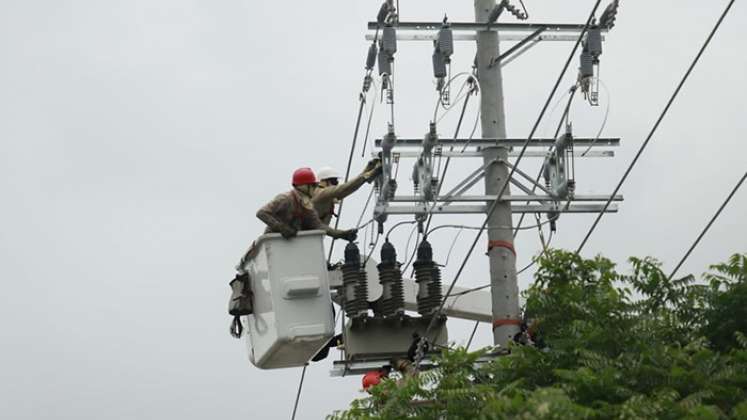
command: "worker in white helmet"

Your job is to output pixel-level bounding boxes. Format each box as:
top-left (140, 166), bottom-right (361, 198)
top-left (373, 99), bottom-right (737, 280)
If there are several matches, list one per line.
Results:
top-left (312, 159), bottom-right (382, 226)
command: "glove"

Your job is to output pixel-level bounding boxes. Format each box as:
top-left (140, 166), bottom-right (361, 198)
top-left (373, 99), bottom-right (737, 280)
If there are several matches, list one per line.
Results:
top-left (279, 225), bottom-right (297, 239)
top-left (340, 229), bottom-right (358, 242)
top-left (364, 158), bottom-right (381, 172)
top-left (365, 161), bottom-right (383, 183)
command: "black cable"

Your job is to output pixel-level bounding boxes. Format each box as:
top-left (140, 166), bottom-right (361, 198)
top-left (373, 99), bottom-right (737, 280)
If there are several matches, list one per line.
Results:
top-left (466, 320), bottom-right (480, 350)
top-left (415, 0), bottom-right (603, 370)
top-left (576, 0), bottom-right (736, 255)
top-left (668, 171), bottom-right (746, 280)
top-left (290, 364), bottom-right (308, 420)
top-left (364, 232), bottom-right (382, 265)
top-left (385, 219), bottom-right (417, 239)
top-left (328, 95), bottom-right (368, 262)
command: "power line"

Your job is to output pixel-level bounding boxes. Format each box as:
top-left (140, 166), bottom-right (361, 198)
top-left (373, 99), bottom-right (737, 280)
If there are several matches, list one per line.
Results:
top-left (576, 0), bottom-right (736, 254)
top-left (328, 82), bottom-right (377, 262)
top-left (668, 171), bottom-right (746, 280)
top-left (416, 0), bottom-right (604, 369)
top-left (290, 364), bottom-right (308, 420)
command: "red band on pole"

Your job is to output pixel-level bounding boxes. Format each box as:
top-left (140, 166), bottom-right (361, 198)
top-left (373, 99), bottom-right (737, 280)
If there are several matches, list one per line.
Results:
top-left (487, 240), bottom-right (516, 255)
top-left (492, 319), bottom-right (522, 330)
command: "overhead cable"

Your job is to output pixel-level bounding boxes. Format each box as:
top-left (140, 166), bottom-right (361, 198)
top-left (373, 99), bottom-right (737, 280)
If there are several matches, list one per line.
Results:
top-left (290, 364), bottom-right (308, 420)
top-left (576, 0), bottom-right (736, 254)
top-left (328, 73), bottom-right (379, 262)
top-left (668, 171), bottom-right (746, 280)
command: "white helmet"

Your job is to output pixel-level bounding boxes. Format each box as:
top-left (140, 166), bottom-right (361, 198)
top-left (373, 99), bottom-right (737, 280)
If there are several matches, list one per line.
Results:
top-left (317, 166), bottom-right (340, 181)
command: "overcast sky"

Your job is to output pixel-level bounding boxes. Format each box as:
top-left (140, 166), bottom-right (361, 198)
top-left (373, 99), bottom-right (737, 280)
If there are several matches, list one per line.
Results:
top-left (1, 1), bottom-right (745, 419)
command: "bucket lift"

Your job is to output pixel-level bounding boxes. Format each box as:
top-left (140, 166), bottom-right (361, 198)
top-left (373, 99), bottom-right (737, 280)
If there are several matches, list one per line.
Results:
top-left (240, 231), bottom-right (335, 369)
top-left (239, 230), bottom-right (493, 374)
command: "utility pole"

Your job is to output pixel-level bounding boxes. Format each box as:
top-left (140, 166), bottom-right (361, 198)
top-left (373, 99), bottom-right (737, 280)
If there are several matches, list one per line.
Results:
top-left (474, 0), bottom-right (521, 347)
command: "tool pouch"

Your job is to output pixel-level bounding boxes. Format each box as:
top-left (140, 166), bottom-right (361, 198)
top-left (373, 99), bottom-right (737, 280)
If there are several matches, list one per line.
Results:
top-left (228, 273), bottom-right (253, 339)
top-left (228, 272), bottom-right (253, 316)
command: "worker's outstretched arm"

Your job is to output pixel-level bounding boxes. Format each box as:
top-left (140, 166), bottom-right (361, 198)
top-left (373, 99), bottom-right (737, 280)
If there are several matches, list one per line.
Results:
top-left (303, 206), bottom-right (358, 242)
top-left (313, 173), bottom-right (368, 203)
top-left (313, 159), bottom-right (382, 203)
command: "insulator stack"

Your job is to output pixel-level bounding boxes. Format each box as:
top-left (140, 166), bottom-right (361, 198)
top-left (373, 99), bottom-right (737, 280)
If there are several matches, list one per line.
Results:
top-left (579, 50), bottom-right (594, 78)
top-left (365, 42), bottom-right (378, 71)
top-left (413, 239), bottom-right (443, 318)
top-left (378, 48), bottom-right (392, 77)
top-left (432, 50), bottom-right (447, 79)
top-left (377, 241), bottom-right (405, 318)
top-left (436, 24), bottom-right (454, 58)
top-left (586, 27), bottom-right (603, 58)
top-left (382, 25), bottom-right (397, 55)
top-left (342, 242), bottom-right (368, 319)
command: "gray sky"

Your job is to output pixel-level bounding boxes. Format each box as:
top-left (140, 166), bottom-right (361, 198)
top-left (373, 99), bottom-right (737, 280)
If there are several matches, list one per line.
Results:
top-left (0, 1), bottom-right (745, 419)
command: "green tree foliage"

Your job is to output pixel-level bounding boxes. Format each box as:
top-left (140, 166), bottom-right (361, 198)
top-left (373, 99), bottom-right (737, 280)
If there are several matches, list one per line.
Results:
top-left (329, 251), bottom-right (747, 419)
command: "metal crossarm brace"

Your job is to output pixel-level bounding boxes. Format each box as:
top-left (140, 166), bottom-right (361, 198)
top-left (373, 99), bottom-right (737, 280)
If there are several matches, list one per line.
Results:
top-left (374, 150), bottom-right (615, 158)
top-left (490, 26), bottom-right (546, 68)
top-left (389, 194), bottom-right (624, 203)
top-left (378, 203), bottom-right (619, 215)
top-left (502, 160), bottom-right (553, 196)
top-left (367, 21), bottom-right (608, 34)
top-left (374, 137), bottom-right (621, 148)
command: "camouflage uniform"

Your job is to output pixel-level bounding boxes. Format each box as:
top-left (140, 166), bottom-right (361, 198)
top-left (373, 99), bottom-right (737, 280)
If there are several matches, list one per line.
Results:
top-left (256, 189), bottom-right (348, 237)
top-left (312, 161), bottom-right (381, 225)
top-left (312, 173), bottom-right (370, 226)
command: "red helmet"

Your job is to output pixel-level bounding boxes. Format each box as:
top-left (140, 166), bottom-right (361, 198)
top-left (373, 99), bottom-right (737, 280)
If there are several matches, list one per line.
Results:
top-left (362, 370), bottom-right (384, 390)
top-left (292, 167), bottom-right (318, 186)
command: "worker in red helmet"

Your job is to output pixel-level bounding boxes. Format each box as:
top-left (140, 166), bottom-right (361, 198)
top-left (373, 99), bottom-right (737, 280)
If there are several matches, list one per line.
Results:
top-left (228, 168), bottom-right (358, 335)
top-left (255, 167), bottom-right (358, 240)
top-left (362, 368), bottom-right (390, 392)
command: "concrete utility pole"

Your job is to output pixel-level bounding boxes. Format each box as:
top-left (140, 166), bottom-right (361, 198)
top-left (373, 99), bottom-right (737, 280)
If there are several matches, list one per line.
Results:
top-left (474, 0), bottom-right (521, 347)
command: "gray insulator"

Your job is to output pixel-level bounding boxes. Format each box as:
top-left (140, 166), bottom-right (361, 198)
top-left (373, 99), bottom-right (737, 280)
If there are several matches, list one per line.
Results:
top-left (378, 48), bottom-right (392, 76)
top-left (366, 42), bottom-right (378, 71)
top-left (376, 2), bottom-right (389, 24)
top-left (437, 26), bottom-right (453, 58)
top-left (382, 25), bottom-right (397, 55)
top-left (432, 50), bottom-right (447, 79)
top-left (386, 179), bottom-right (397, 200)
top-left (381, 127), bottom-right (396, 155)
top-left (579, 50), bottom-right (594, 78)
top-left (586, 28), bottom-right (603, 57)
top-left (599, 0), bottom-right (619, 30)
top-left (542, 155), bottom-right (552, 185)
top-left (412, 240), bottom-right (443, 318)
top-left (342, 242), bottom-right (368, 319)
top-left (487, 4), bottom-right (504, 24)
